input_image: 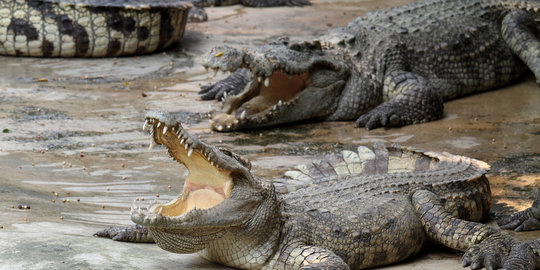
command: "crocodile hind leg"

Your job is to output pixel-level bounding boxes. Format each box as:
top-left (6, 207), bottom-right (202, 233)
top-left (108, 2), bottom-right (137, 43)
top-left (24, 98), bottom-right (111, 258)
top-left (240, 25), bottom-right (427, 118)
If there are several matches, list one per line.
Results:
top-left (199, 68), bottom-right (251, 100)
top-left (412, 189), bottom-right (537, 270)
top-left (94, 224), bottom-right (154, 243)
top-left (355, 71), bottom-right (443, 130)
top-left (501, 10), bottom-right (540, 84)
top-left (498, 191), bottom-right (540, 232)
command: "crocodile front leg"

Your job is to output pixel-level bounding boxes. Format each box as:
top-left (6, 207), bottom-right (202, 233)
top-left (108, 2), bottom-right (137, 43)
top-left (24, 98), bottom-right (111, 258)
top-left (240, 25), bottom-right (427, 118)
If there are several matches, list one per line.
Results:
top-left (273, 243), bottom-right (350, 270)
top-left (498, 191), bottom-right (540, 232)
top-left (411, 189), bottom-right (537, 270)
top-left (501, 10), bottom-right (540, 84)
top-left (355, 71), bottom-right (443, 130)
top-left (199, 68), bottom-right (251, 100)
top-left (94, 224), bottom-right (154, 243)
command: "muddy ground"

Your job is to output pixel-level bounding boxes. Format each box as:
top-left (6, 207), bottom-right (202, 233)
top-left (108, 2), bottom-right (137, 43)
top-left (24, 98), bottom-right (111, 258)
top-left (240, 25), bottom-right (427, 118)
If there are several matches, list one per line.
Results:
top-left (0, 0), bottom-right (539, 269)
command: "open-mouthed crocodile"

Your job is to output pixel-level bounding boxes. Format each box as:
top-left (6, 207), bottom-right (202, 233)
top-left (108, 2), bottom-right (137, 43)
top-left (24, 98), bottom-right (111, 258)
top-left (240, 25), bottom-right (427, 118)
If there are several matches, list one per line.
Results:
top-left (0, 0), bottom-right (310, 57)
top-left (199, 0), bottom-right (540, 131)
top-left (95, 111), bottom-right (540, 270)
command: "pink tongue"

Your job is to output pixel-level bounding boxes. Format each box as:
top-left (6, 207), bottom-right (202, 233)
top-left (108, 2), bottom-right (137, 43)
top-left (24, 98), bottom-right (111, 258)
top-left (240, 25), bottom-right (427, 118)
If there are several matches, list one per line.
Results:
top-left (184, 189), bottom-right (225, 212)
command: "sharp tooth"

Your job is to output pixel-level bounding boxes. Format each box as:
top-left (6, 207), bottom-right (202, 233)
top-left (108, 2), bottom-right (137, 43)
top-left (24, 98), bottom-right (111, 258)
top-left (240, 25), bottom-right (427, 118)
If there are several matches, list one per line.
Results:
top-left (180, 138), bottom-right (185, 144)
top-left (157, 122), bottom-right (161, 128)
top-left (217, 125), bottom-right (223, 131)
top-left (223, 92), bottom-right (228, 98)
top-left (213, 68), bottom-right (218, 77)
top-left (185, 143), bottom-right (188, 150)
top-left (187, 147), bottom-right (193, 157)
top-left (278, 100), bottom-right (283, 106)
top-left (210, 161), bottom-right (215, 166)
top-left (162, 126), bottom-right (168, 134)
top-left (227, 124), bottom-right (231, 129)
top-left (264, 77), bottom-right (269, 87)
top-left (257, 76), bottom-right (262, 82)
top-left (148, 141), bottom-right (156, 150)
top-left (143, 120), bottom-right (148, 131)
top-left (240, 110), bottom-right (246, 119)
top-left (138, 208), bottom-right (143, 215)
top-left (157, 208), bottom-right (163, 215)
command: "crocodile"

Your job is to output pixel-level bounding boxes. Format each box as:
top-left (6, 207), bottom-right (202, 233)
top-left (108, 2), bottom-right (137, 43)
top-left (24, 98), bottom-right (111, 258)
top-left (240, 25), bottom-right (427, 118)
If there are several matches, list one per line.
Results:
top-left (187, 0), bottom-right (311, 22)
top-left (95, 111), bottom-right (540, 269)
top-left (0, 0), bottom-right (310, 57)
top-left (199, 0), bottom-right (540, 131)
top-left (0, 0), bottom-right (192, 57)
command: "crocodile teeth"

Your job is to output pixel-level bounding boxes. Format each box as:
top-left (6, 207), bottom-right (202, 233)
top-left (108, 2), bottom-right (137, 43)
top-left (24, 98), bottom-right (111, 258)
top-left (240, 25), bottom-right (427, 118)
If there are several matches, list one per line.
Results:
top-left (187, 147), bottom-right (193, 157)
top-left (213, 68), bottom-right (218, 77)
top-left (143, 120), bottom-right (148, 131)
top-left (257, 76), bottom-right (262, 82)
top-left (210, 161), bottom-right (215, 166)
top-left (157, 122), bottom-right (161, 128)
top-left (184, 143), bottom-right (188, 150)
top-left (264, 77), bottom-right (270, 87)
top-left (162, 126), bottom-right (168, 134)
top-left (157, 207), bottom-right (163, 215)
top-left (138, 208), bottom-right (143, 215)
top-left (278, 100), bottom-right (283, 106)
top-left (148, 141), bottom-right (156, 150)
top-left (240, 110), bottom-right (246, 120)
top-left (180, 138), bottom-right (185, 144)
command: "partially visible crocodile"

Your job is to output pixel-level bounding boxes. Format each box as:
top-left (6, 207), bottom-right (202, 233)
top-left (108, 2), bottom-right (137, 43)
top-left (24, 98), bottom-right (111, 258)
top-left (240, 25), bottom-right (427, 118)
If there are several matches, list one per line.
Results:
top-left (0, 0), bottom-right (191, 57)
top-left (187, 0), bottom-right (311, 22)
top-left (0, 0), bottom-right (310, 57)
top-left (199, 0), bottom-right (540, 131)
top-left (95, 111), bottom-right (540, 269)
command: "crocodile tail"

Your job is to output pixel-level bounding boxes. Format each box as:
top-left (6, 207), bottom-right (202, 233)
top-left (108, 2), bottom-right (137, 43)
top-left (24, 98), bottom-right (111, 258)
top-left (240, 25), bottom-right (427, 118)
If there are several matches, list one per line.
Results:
top-left (273, 143), bottom-right (490, 194)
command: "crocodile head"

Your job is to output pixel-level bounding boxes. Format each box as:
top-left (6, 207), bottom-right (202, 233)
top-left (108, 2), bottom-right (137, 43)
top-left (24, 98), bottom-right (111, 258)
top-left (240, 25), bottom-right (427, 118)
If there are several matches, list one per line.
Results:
top-left (132, 111), bottom-right (270, 254)
top-left (202, 39), bottom-right (349, 131)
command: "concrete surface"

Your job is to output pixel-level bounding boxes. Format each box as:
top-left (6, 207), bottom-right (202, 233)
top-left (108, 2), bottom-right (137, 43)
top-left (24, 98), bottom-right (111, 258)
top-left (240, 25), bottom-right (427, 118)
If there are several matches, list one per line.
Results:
top-left (0, 1), bottom-right (539, 269)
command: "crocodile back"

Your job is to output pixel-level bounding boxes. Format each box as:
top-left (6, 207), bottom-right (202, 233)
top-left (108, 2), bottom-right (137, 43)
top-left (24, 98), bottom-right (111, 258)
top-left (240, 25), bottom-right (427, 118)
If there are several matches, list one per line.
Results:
top-left (0, 0), bottom-right (191, 57)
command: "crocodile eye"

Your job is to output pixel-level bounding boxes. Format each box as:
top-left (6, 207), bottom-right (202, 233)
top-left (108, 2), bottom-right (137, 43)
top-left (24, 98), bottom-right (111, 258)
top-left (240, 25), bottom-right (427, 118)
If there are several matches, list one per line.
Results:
top-left (218, 147), bottom-right (252, 170)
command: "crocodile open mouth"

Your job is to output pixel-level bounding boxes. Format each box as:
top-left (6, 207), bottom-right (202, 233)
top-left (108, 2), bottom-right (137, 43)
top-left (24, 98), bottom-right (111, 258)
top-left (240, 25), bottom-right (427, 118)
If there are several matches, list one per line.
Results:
top-left (211, 69), bottom-right (311, 131)
top-left (132, 113), bottom-right (233, 223)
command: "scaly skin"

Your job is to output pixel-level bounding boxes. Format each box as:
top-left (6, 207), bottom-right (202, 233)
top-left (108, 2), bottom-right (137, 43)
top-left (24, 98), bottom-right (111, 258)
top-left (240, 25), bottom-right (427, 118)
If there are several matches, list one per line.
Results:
top-left (0, 0), bottom-right (191, 57)
top-left (0, 0), bottom-right (310, 57)
top-left (95, 112), bottom-right (540, 269)
top-left (200, 0), bottom-right (540, 131)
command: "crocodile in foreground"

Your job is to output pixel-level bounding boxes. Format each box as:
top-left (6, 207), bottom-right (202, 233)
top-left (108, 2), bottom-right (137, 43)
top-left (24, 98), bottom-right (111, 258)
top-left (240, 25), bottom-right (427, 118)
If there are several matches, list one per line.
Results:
top-left (200, 0), bottom-right (540, 131)
top-left (95, 112), bottom-right (540, 269)
top-left (0, 0), bottom-right (310, 57)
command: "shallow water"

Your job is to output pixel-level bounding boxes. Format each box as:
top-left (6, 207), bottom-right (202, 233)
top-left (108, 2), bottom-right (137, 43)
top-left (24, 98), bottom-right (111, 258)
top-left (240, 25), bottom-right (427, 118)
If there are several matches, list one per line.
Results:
top-left (0, 0), bottom-right (539, 269)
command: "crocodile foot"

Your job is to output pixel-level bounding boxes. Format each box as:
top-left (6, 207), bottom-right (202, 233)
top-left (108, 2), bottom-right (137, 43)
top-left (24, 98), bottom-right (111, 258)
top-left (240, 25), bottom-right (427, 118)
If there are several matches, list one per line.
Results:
top-left (462, 233), bottom-right (514, 270)
top-left (188, 6), bottom-right (208, 22)
top-left (94, 224), bottom-right (154, 243)
top-left (354, 105), bottom-right (404, 130)
top-left (461, 233), bottom-right (537, 270)
top-left (498, 208), bottom-right (540, 232)
top-left (199, 68), bottom-right (251, 100)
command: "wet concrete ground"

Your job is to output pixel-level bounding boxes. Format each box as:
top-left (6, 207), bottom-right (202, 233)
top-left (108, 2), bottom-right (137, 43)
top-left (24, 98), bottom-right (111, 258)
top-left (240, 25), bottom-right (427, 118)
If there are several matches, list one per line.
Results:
top-left (0, 1), bottom-right (539, 269)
